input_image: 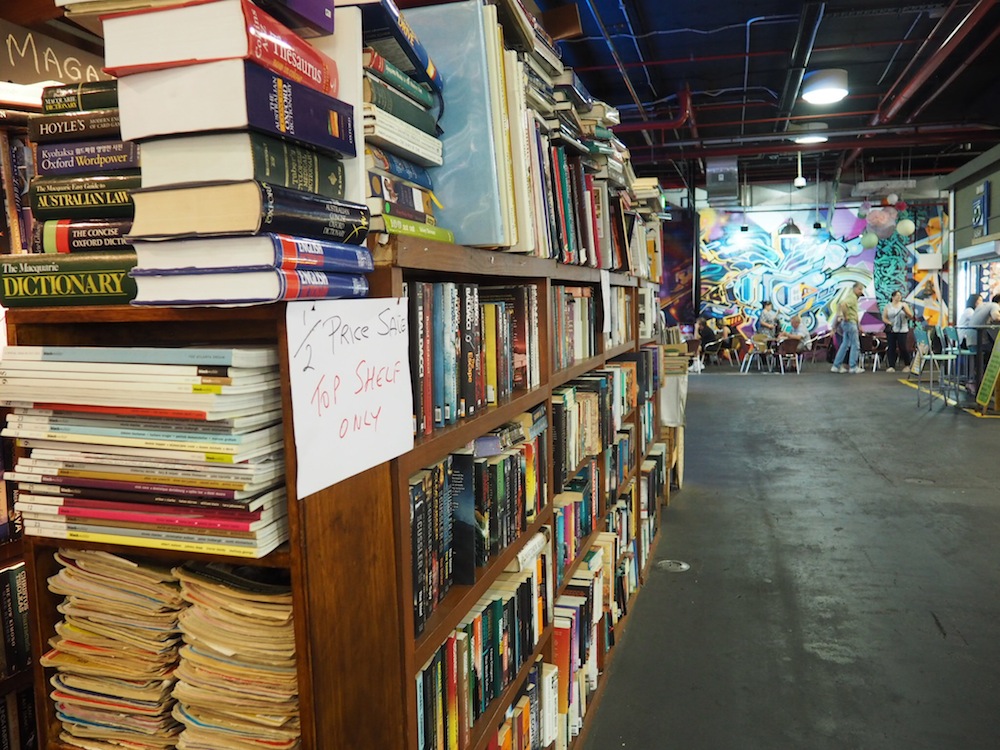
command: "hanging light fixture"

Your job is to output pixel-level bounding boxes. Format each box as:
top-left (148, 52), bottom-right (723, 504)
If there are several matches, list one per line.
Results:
top-left (780, 218), bottom-right (802, 235)
top-left (788, 122), bottom-right (829, 144)
top-left (801, 69), bottom-right (849, 105)
top-left (793, 151), bottom-right (807, 189)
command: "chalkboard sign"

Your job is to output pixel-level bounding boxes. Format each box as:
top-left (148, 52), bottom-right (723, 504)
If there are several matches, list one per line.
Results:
top-left (975, 339), bottom-right (1000, 409)
top-left (0, 19), bottom-right (108, 86)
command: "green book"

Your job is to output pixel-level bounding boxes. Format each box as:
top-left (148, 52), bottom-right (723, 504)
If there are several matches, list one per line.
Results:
top-left (363, 47), bottom-right (436, 109)
top-left (29, 172), bottom-right (140, 221)
top-left (0, 249), bottom-right (137, 307)
top-left (41, 80), bottom-right (118, 114)
top-left (374, 213), bottom-right (455, 245)
top-left (139, 131), bottom-right (345, 199)
top-left (364, 75), bottom-right (439, 137)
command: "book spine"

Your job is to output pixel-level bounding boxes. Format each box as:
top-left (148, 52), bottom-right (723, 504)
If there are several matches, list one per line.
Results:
top-left (252, 0), bottom-right (335, 37)
top-left (0, 572), bottom-right (15, 676)
top-left (444, 282), bottom-right (458, 426)
top-left (22, 524), bottom-right (278, 557)
top-left (270, 235), bottom-right (373, 273)
top-left (366, 145), bottom-right (433, 192)
top-left (32, 219), bottom-right (133, 254)
top-left (251, 133), bottom-right (346, 199)
top-left (244, 60), bottom-right (356, 158)
top-left (243, 0), bottom-right (338, 95)
top-left (377, 214), bottom-right (454, 244)
top-left (368, 198), bottom-right (432, 225)
top-left (365, 77), bottom-right (438, 136)
top-left (18, 503), bottom-right (268, 532)
top-left (358, 1), bottom-right (443, 94)
top-left (277, 270), bottom-right (369, 300)
top-left (12, 478), bottom-right (254, 506)
top-left (258, 183), bottom-right (370, 245)
top-left (8, 567), bottom-right (29, 672)
top-left (420, 282), bottom-right (433, 437)
top-left (27, 109), bottom-right (121, 144)
top-left (432, 283), bottom-right (446, 429)
top-left (35, 139), bottom-right (139, 177)
top-left (368, 171), bottom-right (433, 215)
top-left (459, 284), bottom-right (477, 420)
top-left (28, 172), bottom-right (140, 221)
top-left (408, 281), bottom-right (426, 436)
top-left (364, 47), bottom-right (435, 109)
top-left (0, 250), bottom-right (137, 308)
top-left (41, 81), bottom-right (118, 114)
top-left (364, 105), bottom-right (442, 167)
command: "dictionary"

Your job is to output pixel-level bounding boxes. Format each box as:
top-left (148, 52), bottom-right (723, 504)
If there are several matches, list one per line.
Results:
top-left (0, 250), bottom-right (137, 307)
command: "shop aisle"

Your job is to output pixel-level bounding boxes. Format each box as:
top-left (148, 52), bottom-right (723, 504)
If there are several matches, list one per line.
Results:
top-left (582, 371), bottom-right (1000, 750)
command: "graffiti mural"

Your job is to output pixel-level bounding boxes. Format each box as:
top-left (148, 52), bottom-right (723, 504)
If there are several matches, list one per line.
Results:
top-left (659, 212), bottom-right (696, 325)
top-left (698, 203), bottom-right (949, 337)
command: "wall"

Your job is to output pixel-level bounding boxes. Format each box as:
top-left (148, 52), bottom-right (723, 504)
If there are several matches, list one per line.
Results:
top-left (697, 203), bottom-right (949, 337)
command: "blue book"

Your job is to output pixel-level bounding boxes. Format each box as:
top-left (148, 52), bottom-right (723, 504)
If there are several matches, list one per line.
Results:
top-left (432, 283), bottom-right (446, 428)
top-left (407, 0), bottom-right (506, 247)
top-left (1, 345), bottom-right (277, 368)
top-left (342, 0), bottom-right (443, 95)
top-left (118, 59), bottom-right (356, 158)
top-left (130, 268), bottom-right (369, 306)
top-left (449, 449), bottom-right (477, 585)
top-left (36, 139), bottom-right (139, 177)
top-left (366, 145), bottom-right (433, 192)
top-left (131, 234), bottom-right (374, 275)
top-left (444, 282), bottom-right (459, 425)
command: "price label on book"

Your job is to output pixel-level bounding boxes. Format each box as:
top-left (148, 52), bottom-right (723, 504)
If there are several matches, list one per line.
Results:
top-left (286, 297), bottom-right (413, 498)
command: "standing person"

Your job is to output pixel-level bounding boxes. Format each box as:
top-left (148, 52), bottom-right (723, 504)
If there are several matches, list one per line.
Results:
top-left (881, 290), bottom-right (913, 372)
top-left (958, 293), bottom-right (983, 348)
top-left (758, 301), bottom-right (778, 339)
top-left (831, 282), bottom-right (865, 374)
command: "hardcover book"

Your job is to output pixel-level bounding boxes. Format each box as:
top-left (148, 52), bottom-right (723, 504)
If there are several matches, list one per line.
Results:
top-left (103, 0), bottom-right (339, 96)
top-left (132, 233), bottom-right (374, 274)
top-left (363, 104), bottom-right (443, 167)
top-left (255, 0), bottom-right (335, 36)
top-left (33, 217), bottom-right (127, 257)
top-left (118, 59), bottom-right (356, 158)
top-left (366, 145), bottom-right (433, 192)
top-left (35, 139), bottom-right (139, 177)
top-left (340, 0), bottom-right (443, 95)
top-left (370, 213), bottom-right (454, 244)
top-left (28, 172), bottom-right (141, 221)
top-left (363, 47), bottom-right (435, 109)
top-left (139, 131), bottom-right (345, 198)
top-left (41, 80), bottom-right (118, 114)
top-left (364, 75), bottom-right (438, 136)
top-left (27, 109), bottom-right (121, 144)
top-left (128, 181), bottom-right (370, 244)
top-left (130, 267), bottom-right (370, 306)
top-left (0, 250), bottom-right (137, 308)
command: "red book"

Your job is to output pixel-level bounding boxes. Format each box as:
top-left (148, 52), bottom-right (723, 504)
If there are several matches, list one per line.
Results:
top-left (421, 281), bottom-right (434, 437)
top-left (16, 501), bottom-right (271, 531)
top-left (102, 0), bottom-right (339, 97)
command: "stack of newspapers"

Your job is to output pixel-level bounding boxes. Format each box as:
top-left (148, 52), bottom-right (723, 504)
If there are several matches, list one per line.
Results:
top-left (172, 562), bottom-right (299, 750)
top-left (1, 344), bottom-right (288, 559)
top-left (41, 548), bottom-right (186, 750)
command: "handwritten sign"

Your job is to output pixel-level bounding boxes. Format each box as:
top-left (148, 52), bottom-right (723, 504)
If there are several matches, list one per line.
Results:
top-left (976, 337), bottom-right (1000, 409)
top-left (1, 20), bottom-right (108, 85)
top-left (286, 297), bottom-right (413, 498)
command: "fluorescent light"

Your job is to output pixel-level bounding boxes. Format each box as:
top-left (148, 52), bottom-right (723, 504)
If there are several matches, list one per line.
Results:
top-left (801, 69), bottom-right (849, 105)
top-left (794, 134), bottom-right (829, 144)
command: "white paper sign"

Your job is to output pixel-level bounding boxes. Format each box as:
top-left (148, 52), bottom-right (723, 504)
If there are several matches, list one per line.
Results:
top-left (600, 270), bottom-right (612, 334)
top-left (286, 298), bottom-right (414, 498)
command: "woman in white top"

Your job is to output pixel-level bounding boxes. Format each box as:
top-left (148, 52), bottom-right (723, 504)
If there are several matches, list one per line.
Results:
top-left (882, 290), bottom-right (913, 372)
top-left (957, 293), bottom-right (982, 348)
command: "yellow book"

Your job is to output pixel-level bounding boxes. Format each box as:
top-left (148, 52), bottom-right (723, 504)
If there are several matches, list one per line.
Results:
top-left (483, 302), bottom-right (499, 404)
top-left (23, 525), bottom-right (284, 558)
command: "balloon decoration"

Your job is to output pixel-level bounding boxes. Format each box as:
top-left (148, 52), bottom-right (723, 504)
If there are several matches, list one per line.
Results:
top-left (866, 206), bottom-right (898, 239)
top-left (860, 230), bottom-right (880, 248)
top-left (896, 217), bottom-right (916, 237)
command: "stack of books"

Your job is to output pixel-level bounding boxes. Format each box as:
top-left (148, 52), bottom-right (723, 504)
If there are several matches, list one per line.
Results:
top-left (1, 344), bottom-right (289, 559)
top-left (40, 548), bottom-right (186, 750)
top-left (2, 81), bottom-right (139, 308)
top-left (361, 44), bottom-right (453, 243)
top-left (172, 562), bottom-right (299, 749)
top-left (98, 0), bottom-right (373, 306)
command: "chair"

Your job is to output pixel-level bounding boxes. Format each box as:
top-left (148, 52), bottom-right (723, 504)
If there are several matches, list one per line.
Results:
top-left (859, 333), bottom-right (884, 372)
top-left (702, 338), bottom-right (723, 366)
top-left (804, 333), bottom-right (830, 366)
top-left (728, 334), bottom-right (746, 369)
top-left (741, 334), bottom-right (773, 373)
top-left (912, 327), bottom-right (958, 410)
top-left (942, 325), bottom-right (975, 385)
top-left (685, 338), bottom-right (702, 373)
top-left (775, 338), bottom-right (802, 374)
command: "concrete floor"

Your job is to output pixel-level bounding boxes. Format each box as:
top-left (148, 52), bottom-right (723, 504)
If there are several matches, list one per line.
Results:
top-left (581, 366), bottom-right (1000, 750)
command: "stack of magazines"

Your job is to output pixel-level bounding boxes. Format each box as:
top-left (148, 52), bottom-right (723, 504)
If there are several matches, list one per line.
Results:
top-left (172, 562), bottom-right (299, 750)
top-left (41, 548), bottom-right (186, 750)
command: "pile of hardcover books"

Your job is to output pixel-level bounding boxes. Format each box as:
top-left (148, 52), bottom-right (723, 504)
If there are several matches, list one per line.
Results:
top-left (98, 0), bottom-right (373, 307)
top-left (1, 80), bottom-right (140, 309)
top-left (1, 344), bottom-right (289, 559)
top-left (172, 562), bottom-right (299, 749)
top-left (40, 548), bottom-right (186, 750)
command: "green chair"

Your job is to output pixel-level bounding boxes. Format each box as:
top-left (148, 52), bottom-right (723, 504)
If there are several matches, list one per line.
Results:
top-left (913, 327), bottom-right (958, 410)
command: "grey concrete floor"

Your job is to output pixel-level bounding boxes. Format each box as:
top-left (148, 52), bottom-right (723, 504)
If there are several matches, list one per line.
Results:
top-left (581, 365), bottom-right (1000, 750)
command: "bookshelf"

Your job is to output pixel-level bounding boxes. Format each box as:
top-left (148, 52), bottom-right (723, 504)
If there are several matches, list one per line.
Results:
top-left (7, 232), bottom-right (669, 750)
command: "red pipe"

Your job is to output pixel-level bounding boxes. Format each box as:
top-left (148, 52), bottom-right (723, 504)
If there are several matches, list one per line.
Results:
top-left (842, 0), bottom-right (996, 169)
top-left (625, 89), bottom-right (693, 133)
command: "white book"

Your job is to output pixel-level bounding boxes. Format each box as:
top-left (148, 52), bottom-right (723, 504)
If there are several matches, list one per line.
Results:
top-left (363, 104), bottom-right (443, 167)
top-left (481, 3), bottom-right (516, 248)
top-left (503, 49), bottom-right (536, 255)
top-left (540, 662), bottom-right (559, 746)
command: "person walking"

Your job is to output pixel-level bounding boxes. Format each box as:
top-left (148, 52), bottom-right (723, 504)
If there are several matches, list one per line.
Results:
top-left (881, 290), bottom-right (913, 372)
top-left (831, 282), bottom-right (865, 373)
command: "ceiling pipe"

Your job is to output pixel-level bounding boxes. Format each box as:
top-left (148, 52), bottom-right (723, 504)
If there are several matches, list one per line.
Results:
top-left (839, 0), bottom-right (997, 172)
top-left (644, 89), bottom-right (693, 132)
top-left (617, 109), bottom-right (880, 133)
top-left (773, 3), bottom-right (825, 134)
top-left (904, 21), bottom-right (1000, 123)
top-left (630, 132), bottom-right (999, 161)
top-left (614, 122), bottom-right (997, 143)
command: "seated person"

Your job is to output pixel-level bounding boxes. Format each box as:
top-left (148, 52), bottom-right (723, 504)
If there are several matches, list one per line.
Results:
top-left (696, 317), bottom-right (717, 347)
top-left (967, 292), bottom-right (1000, 347)
top-left (781, 314), bottom-right (812, 351)
top-left (758, 301), bottom-right (779, 339)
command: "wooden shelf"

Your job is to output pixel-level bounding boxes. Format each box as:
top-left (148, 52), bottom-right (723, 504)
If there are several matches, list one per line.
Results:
top-left (399, 386), bottom-right (550, 476)
top-left (552, 354), bottom-right (607, 389)
top-left (605, 341), bottom-right (639, 360)
top-left (0, 666), bottom-right (32, 696)
top-left (0, 538), bottom-right (24, 566)
top-left (26, 536), bottom-right (292, 568)
top-left (414, 507), bottom-right (553, 666)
